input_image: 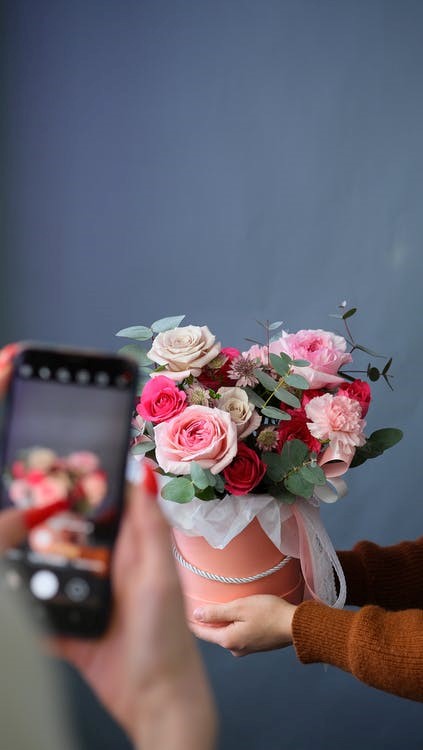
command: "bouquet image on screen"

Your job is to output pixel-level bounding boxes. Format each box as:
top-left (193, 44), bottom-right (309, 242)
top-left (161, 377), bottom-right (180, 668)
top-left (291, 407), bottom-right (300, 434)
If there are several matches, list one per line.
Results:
top-left (117, 308), bottom-right (402, 619)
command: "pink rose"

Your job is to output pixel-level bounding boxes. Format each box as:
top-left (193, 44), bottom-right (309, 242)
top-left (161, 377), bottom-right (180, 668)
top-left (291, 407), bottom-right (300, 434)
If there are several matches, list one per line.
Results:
top-left (337, 379), bottom-right (372, 417)
top-left (305, 393), bottom-right (366, 454)
top-left (80, 470), bottom-right (108, 507)
top-left (154, 405), bottom-right (237, 475)
top-left (222, 442), bottom-right (267, 496)
top-left (137, 375), bottom-right (187, 423)
top-left (242, 341), bottom-right (282, 366)
top-left (275, 329), bottom-right (352, 388)
top-left (32, 475), bottom-right (70, 507)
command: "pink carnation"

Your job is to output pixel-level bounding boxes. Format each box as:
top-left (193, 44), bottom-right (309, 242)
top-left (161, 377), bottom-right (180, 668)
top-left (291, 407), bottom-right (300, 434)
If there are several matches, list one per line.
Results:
top-left (275, 329), bottom-right (352, 388)
top-left (305, 393), bottom-right (366, 454)
top-left (154, 405), bottom-right (237, 475)
top-left (337, 379), bottom-right (372, 417)
top-left (137, 375), bottom-right (187, 423)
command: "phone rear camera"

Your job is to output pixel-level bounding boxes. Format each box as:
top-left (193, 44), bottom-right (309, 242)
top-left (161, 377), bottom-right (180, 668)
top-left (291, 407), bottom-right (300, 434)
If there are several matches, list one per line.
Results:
top-left (39, 366), bottom-right (51, 380)
top-left (76, 369), bottom-right (91, 384)
top-left (56, 367), bottom-right (71, 383)
top-left (115, 374), bottom-right (131, 388)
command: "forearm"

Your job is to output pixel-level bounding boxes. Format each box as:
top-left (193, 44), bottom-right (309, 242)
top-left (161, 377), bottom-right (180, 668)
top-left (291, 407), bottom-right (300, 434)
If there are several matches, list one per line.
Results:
top-left (292, 600), bottom-right (423, 702)
top-left (338, 536), bottom-right (423, 609)
top-left (132, 666), bottom-right (218, 750)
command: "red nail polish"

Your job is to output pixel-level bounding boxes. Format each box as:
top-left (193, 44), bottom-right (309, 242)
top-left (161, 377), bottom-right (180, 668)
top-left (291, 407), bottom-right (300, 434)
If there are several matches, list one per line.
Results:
top-left (143, 463), bottom-right (158, 496)
top-left (23, 499), bottom-right (71, 530)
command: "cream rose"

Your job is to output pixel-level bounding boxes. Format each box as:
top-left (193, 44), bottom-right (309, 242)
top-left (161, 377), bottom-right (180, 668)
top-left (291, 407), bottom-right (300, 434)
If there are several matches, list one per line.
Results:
top-left (148, 325), bottom-right (221, 381)
top-left (216, 387), bottom-right (262, 438)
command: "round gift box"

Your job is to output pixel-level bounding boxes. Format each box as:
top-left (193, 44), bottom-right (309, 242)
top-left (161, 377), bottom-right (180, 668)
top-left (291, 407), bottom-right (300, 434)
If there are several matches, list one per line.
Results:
top-left (172, 517), bottom-right (304, 623)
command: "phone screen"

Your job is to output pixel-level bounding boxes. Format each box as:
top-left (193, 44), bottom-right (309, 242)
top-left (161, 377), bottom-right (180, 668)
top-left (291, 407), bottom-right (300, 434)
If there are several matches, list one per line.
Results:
top-left (0, 346), bottom-right (137, 636)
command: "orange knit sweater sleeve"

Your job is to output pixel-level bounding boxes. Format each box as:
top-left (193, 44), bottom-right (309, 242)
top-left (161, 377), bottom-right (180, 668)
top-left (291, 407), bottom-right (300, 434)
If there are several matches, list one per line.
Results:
top-left (292, 537), bottom-right (423, 702)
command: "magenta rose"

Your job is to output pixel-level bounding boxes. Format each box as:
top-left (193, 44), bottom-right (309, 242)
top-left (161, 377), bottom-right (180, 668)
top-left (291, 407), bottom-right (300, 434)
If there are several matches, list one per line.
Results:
top-left (223, 442), bottom-right (267, 496)
top-left (277, 409), bottom-right (321, 454)
top-left (154, 405), bottom-right (237, 475)
top-left (137, 375), bottom-right (187, 424)
top-left (337, 379), bottom-right (372, 417)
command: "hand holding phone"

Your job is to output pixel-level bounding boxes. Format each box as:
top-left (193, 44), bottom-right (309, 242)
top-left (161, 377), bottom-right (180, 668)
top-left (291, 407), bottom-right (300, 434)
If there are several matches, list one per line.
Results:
top-left (0, 344), bottom-right (137, 637)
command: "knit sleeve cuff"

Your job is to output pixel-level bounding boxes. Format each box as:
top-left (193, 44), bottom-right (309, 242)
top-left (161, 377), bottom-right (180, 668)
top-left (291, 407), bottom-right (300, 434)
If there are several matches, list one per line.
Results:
top-left (292, 600), bottom-right (356, 672)
top-left (337, 548), bottom-right (369, 606)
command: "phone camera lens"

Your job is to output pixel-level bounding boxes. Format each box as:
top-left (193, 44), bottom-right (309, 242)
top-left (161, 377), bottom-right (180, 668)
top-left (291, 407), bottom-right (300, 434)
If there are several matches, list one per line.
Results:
top-left (56, 367), bottom-right (71, 383)
top-left (76, 369), bottom-right (91, 384)
top-left (95, 371), bottom-right (110, 386)
top-left (39, 366), bottom-right (51, 380)
top-left (115, 374), bottom-right (130, 388)
top-left (19, 364), bottom-right (33, 378)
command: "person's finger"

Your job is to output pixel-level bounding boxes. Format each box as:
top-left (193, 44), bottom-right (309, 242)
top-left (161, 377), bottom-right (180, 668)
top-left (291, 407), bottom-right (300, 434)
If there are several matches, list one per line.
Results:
top-left (0, 343), bottom-right (21, 397)
top-left (189, 621), bottom-right (233, 645)
top-left (0, 500), bottom-right (71, 554)
top-left (192, 602), bottom-right (240, 624)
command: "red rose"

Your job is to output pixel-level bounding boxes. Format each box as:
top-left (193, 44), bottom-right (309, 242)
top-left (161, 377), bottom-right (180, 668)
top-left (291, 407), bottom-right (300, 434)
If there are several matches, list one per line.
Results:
top-left (223, 442), bottom-right (267, 496)
top-left (277, 408), bottom-right (321, 454)
top-left (198, 347), bottom-right (241, 390)
top-left (337, 379), bottom-right (371, 417)
top-left (137, 375), bottom-right (187, 423)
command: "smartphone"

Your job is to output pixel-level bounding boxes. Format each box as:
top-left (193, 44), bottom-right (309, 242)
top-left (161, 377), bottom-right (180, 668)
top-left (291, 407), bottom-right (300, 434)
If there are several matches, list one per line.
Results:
top-left (0, 344), bottom-right (138, 637)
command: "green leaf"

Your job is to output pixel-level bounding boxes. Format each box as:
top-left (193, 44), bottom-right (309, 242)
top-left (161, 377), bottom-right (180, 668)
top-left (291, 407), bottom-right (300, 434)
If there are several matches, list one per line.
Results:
top-left (268, 320), bottom-right (284, 330)
top-left (253, 368), bottom-right (280, 392)
top-left (261, 406), bottom-right (291, 420)
top-left (382, 357), bottom-right (392, 376)
top-left (131, 440), bottom-right (155, 456)
top-left (300, 464), bottom-right (326, 486)
top-left (161, 478), bottom-right (195, 503)
top-left (291, 359), bottom-right (310, 367)
top-left (195, 486), bottom-right (218, 501)
top-left (342, 307), bottom-right (357, 320)
top-left (275, 386), bottom-right (301, 409)
top-left (284, 373), bottom-right (309, 390)
top-left (151, 315), bottom-right (186, 333)
top-left (281, 439), bottom-right (309, 467)
top-left (213, 474), bottom-right (225, 493)
top-left (118, 344), bottom-right (153, 367)
top-left (262, 453), bottom-right (289, 482)
top-left (269, 353), bottom-right (290, 377)
top-left (367, 428), bottom-right (403, 451)
top-left (268, 483), bottom-right (296, 503)
top-left (115, 325), bottom-right (153, 341)
top-left (354, 343), bottom-right (385, 358)
top-left (285, 472), bottom-right (314, 499)
top-left (367, 366), bottom-right (380, 382)
top-left (244, 387), bottom-right (265, 408)
top-left (190, 462), bottom-right (211, 490)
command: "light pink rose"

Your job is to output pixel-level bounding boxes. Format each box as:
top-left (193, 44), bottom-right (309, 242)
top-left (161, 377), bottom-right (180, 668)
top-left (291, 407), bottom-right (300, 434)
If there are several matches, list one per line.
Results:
top-left (66, 451), bottom-right (99, 474)
top-left (305, 393), bottom-right (366, 454)
top-left (154, 405), bottom-right (237, 475)
top-left (242, 341), bottom-right (282, 366)
top-left (274, 329), bottom-right (352, 388)
top-left (216, 386), bottom-right (262, 438)
top-left (80, 471), bottom-right (108, 507)
top-left (26, 448), bottom-right (57, 472)
top-left (148, 325), bottom-right (221, 381)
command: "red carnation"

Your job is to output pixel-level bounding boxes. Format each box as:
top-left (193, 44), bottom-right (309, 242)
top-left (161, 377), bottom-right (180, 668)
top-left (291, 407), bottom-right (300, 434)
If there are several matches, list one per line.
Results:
top-left (337, 379), bottom-right (371, 417)
top-left (198, 347), bottom-right (241, 390)
top-left (277, 408), bottom-right (321, 454)
top-left (300, 389), bottom-right (326, 408)
top-left (223, 442), bottom-right (267, 496)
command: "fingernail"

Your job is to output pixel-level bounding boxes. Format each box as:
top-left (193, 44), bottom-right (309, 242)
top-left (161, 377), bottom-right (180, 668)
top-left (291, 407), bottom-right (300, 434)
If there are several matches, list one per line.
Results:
top-left (143, 463), bottom-right (158, 497)
top-left (193, 608), bottom-right (205, 621)
top-left (23, 499), bottom-right (71, 530)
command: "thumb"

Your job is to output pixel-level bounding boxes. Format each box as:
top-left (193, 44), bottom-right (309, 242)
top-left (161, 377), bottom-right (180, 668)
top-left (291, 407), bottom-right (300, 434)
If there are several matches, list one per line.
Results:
top-left (193, 601), bottom-right (241, 624)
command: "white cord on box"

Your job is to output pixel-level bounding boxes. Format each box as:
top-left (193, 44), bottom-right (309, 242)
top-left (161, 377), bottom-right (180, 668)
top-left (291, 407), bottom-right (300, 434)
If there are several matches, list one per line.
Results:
top-left (172, 544), bottom-right (292, 585)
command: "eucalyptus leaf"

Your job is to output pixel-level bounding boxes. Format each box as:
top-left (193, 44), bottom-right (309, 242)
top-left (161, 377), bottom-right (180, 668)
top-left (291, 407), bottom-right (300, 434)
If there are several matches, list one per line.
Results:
top-left (342, 307), bottom-right (357, 320)
top-left (118, 344), bottom-right (152, 367)
top-left (190, 462), bottom-right (211, 490)
top-left (161, 478), bottom-right (195, 503)
top-left (285, 472), bottom-right (314, 499)
top-left (131, 440), bottom-right (155, 456)
top-left (367, 366), bottom-right (380, 382)
top-left (261, 406), bottom-right (291, 420)
top-left (300, 464), bottom-right (326, 486)
top-left (268, 320), bottom-right (284, 330)
top-left (291, 359), bottom-right (310, 367)
top-left (354, 343), bottom-right (385, 358)
top-left (244, 387), bottom-right (265, 408)
top-left (213, 474), bottom-right (225, 493)
top-left (262, 453), bottom-right (288, 482)
top-left (269, 484), bottom-right (296, 503)
top-left (195, 486), bottom-right (219, 501)
top-left (253, 368), bottom-right (280, 392)
top-left (269, 353), bottom-right (290, 377)
top-left (115, 325), bottom-right (153, 341)
top-left (151, 315), bottom-right (186, 333)
top-left (275, 386), bottom-right (301, 409)
top-left (282, 438), bottom-right (309, 467)
top-left (284, 373), bottom-right (309, 390)
top-left (382, 357), bottom-right (392, 375)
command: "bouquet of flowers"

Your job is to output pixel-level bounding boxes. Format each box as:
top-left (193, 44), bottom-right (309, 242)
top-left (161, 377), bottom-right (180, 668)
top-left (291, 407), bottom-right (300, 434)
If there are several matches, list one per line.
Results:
top-left (117, 307), bottom-right (402, 609)
top-left (118, 309), bottom-right (401, 503)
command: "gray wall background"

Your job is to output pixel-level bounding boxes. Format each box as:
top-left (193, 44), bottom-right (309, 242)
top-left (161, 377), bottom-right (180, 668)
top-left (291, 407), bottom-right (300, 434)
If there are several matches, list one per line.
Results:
top-left (1, 1), bottom-right (422, 748)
